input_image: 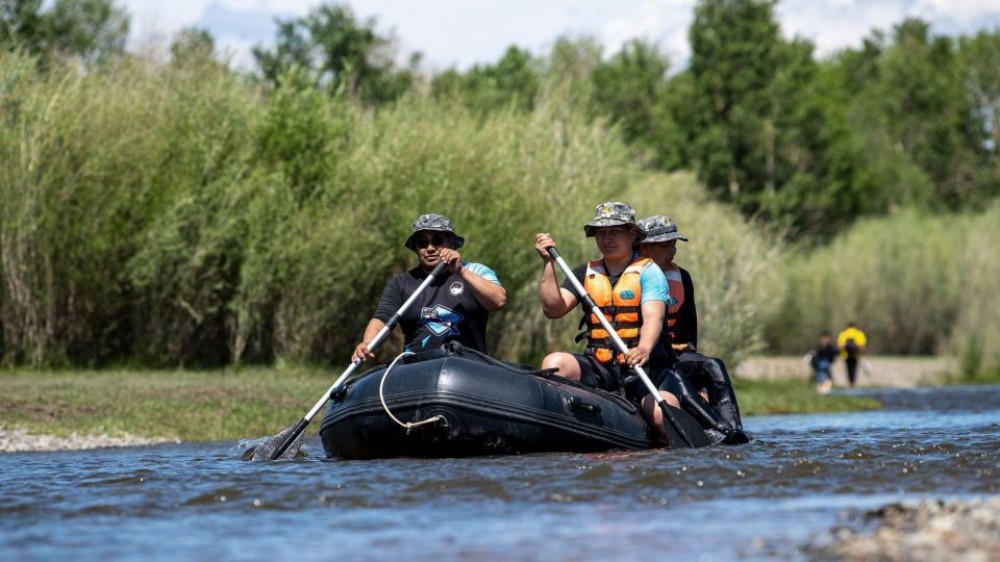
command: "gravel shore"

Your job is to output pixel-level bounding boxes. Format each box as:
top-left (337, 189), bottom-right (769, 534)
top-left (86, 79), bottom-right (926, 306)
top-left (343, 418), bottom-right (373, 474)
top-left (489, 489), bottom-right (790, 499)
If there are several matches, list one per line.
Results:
top-left (0, 426), bottom-right (176, 453)
top-left (806, 497), bottom-right (1000, 561)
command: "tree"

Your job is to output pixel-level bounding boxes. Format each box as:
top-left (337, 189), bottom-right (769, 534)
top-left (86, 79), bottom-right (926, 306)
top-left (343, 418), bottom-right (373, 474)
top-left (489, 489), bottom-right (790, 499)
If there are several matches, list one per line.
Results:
top-left (1, 0), bottom-right (129, 65)
top-left (431, 45), bottom-right (539, 113)
top-left (45, 0), bottom-right (128, 64)
top-left (252, 3), bottom-right (414, 106)
top-left (1, 1), bottom-right (45, 51)
top-left (589, 39), bottom-right (687, 169)
top-left (958, 29), bottom-right (1000, 205)
top-left (170, 26), bottom-right (215, 66)
top-left (682, 2), bottom-right (967, 239)
top-left (688, 0), bottom-right (783, 207)
top-left (874, 19), bottom-right (986, 209)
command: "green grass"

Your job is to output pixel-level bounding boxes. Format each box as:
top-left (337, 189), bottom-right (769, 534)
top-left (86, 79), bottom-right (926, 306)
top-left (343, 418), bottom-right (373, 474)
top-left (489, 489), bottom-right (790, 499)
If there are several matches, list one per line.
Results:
top-left (764, 205), bottom-right (1000, 376)
top-left (1, 368), bottom-right (883, 442)
top-left (0, 367), bottom-right (335, 441)
top-left (734, 378), bottom-right (882, 415)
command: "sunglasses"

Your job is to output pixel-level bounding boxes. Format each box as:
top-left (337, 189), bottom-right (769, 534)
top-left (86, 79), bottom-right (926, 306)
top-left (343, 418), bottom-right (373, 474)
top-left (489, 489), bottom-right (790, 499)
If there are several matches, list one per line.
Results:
top-left (415, 235), bottom-right (447, 249)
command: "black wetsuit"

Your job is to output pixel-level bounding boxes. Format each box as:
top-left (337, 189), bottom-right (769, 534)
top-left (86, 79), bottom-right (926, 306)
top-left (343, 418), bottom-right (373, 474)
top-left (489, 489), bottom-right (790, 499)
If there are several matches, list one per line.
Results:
top-left (373, 264), bottom-right (501, 354)
top-left (648, 265), bottom-right (746, 444)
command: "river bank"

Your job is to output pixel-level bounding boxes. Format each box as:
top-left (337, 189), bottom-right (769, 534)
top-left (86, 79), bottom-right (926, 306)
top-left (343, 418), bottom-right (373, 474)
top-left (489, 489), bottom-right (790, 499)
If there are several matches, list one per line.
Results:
top-left (0, 355), bottom-right (980, 454)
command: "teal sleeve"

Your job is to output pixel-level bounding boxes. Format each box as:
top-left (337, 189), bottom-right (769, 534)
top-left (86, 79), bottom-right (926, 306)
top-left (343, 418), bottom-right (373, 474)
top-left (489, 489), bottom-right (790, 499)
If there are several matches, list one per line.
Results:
top-left (464, 262), bottom-right (502, 286)
top-left (639, 263), bottom-right (668, 304)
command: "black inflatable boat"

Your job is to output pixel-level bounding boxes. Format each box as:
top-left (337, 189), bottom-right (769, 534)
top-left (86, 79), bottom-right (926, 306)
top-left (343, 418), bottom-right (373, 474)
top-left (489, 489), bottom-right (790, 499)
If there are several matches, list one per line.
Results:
top-left (319, 343), bottom-right (709, 459)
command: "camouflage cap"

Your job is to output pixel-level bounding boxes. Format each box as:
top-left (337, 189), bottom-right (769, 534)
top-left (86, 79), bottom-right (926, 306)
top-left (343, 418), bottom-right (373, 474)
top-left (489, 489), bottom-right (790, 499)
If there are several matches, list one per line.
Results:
top-left (584, 201), bottom-right (645, 240)
top-left (637, 215), bottom-right (688, 243)
top-left (404, 213), bottom-right (465, 250)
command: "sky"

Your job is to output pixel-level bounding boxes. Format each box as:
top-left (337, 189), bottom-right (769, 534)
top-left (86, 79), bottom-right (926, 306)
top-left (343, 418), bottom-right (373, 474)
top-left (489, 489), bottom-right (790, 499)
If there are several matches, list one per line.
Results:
top-left (120, 0), bottom-right (1000, 72)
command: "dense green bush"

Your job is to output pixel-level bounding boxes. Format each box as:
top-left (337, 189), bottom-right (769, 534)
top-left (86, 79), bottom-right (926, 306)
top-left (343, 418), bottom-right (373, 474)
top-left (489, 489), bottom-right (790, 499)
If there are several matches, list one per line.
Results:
top-left (0, 51), bottom-right (630, 366)
top-left (764, 205), bottom-right (1000, 374)
top-left (5, 51), bottom-right (997, 373)
top-left (625, 173), bottom-right (785, 366)
top-left (948, 202), bottom-right (1000, 376)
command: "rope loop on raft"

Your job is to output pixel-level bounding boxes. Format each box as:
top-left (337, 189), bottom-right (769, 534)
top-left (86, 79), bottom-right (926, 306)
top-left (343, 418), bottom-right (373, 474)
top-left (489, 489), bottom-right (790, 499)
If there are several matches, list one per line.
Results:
top-left (379, 351), bottom-right (444, 433)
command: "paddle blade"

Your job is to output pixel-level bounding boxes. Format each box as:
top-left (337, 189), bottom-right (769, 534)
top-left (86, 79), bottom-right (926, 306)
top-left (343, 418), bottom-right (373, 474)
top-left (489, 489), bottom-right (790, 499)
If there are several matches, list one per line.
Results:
top-left (245, 425), bottom-right (306, 461)
top-left (658, 402), bottom-right (712, 449)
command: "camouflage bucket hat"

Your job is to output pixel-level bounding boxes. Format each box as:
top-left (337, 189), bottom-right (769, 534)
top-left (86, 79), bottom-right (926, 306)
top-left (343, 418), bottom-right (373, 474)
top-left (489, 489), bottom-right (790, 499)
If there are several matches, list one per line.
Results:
top-left (637, 215), bottom-right (689, 243)
top-left (583, 201), bottom-right (645, 240)
top-left (404, 213), bottom-right (465, 250)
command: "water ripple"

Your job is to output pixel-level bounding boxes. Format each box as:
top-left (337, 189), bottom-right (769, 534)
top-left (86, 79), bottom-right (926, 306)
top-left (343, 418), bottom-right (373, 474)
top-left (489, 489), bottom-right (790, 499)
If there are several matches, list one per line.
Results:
top-left (1, 385), bottom-right (998, 561)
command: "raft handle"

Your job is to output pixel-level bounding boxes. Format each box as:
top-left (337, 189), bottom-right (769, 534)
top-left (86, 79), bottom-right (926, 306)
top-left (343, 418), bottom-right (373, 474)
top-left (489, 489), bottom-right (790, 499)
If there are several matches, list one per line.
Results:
top-left (567, 397), bottom-right (602, 414)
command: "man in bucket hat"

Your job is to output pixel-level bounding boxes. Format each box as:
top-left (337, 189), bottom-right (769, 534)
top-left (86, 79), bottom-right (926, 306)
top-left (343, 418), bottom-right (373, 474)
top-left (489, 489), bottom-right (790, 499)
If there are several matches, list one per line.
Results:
top-left (637, 215), bottom-right (748, 445)
top-left (352, 213), bottom-right (506, 361)
top-left (533, 202), bottom-right (683, 445)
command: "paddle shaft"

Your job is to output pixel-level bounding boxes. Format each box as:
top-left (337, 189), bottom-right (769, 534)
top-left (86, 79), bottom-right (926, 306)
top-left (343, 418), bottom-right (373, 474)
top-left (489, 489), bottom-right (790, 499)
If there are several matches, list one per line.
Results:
top-left (269, 261), bottom-right (447, 460)
top-left (545, 246), bottom-right (696, 448)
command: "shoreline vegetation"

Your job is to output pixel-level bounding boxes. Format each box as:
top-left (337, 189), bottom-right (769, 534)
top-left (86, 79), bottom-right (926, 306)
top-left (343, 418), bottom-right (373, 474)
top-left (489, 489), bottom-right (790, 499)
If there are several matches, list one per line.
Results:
top-left (3, 51), bottom-right (1000, 378)
top-left (3, 356), bottom-right (996, 454)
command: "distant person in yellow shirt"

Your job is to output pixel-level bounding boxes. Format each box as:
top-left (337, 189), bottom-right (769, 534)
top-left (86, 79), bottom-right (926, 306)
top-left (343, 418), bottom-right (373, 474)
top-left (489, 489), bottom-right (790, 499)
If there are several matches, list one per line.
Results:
top-left (837, 322), bottom-right (868, 388)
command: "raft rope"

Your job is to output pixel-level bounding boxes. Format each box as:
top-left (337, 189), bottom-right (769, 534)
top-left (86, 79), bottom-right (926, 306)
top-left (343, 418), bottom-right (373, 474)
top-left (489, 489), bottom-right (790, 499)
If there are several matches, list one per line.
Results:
top-left (379, 351), bottom-right (444, 433)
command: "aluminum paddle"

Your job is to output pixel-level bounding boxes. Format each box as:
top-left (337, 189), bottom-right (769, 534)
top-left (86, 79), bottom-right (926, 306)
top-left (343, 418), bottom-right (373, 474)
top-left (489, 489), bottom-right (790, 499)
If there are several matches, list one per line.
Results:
top-left (258, 261), bottom-right (448, 460)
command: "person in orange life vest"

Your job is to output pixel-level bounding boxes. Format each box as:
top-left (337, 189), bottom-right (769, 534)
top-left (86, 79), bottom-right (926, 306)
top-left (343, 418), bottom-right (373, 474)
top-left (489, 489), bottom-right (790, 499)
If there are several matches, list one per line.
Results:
top-left (636, 215), bottom-right (748, 445)
top-left (534, 202), bottom-right (681, 444)
top-left (352, 213), bottom-right (507, 363)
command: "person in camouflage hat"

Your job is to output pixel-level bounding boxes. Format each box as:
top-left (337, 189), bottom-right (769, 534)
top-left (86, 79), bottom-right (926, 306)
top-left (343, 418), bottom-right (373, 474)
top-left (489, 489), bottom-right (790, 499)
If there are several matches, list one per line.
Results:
top-left (582, 201), bottom-right (647, 240)
top-left (403, 213), bottom-right (466, 250)
top-left (637, 215), bottom-right (748, 445)
top-left (533, 202), bottom-right (684, 445)
top-left (352, 213), bottom-right (506, 361)
top-left (637, 215), bottom-right (688, 243)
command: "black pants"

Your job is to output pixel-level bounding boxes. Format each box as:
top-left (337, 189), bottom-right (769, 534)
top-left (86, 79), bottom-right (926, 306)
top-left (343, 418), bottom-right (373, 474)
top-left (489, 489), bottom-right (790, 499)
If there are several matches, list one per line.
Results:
top-left (671, 350), bottom-right (744, 431)
top-left (845, 357), bottom-right (859, 387)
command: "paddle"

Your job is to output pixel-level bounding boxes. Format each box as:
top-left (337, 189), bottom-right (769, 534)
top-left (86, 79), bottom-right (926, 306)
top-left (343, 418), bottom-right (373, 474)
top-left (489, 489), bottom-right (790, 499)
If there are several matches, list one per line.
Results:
top-left (545, 246), bottom-right (704, 449)
top-left (258, 261), bottom-right (448, 460)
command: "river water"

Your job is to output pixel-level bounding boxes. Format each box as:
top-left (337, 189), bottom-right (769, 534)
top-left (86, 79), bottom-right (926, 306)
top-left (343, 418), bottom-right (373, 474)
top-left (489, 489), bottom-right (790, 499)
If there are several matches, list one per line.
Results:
top-left (1, 385), bottom-right (997, 561)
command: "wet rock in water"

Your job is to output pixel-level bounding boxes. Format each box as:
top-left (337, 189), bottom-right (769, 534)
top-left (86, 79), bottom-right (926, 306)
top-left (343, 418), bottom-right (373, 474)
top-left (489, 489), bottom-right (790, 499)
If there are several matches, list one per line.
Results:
top-left (806, 497), bottom-right (1000, 561)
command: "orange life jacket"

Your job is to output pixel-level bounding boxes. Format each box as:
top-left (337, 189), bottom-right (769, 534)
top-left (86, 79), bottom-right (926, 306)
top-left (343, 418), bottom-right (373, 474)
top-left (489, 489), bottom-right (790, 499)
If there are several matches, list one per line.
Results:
top-left (581, 257), bottom-right (653, 365)
top-left (663, 262), bottom-right (689, 351)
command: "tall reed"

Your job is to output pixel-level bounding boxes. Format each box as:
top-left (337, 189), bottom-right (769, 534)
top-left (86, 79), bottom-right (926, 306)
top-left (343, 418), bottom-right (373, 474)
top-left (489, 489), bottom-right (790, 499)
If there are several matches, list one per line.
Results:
top-left (766, 206), bottom-right (1000, 374)
top-left (948, 202), bottom-right (1000, 375)
top-left (0, 52), bottom-right (637, 366)
top-left (13, 51), bottom-right (991, 373)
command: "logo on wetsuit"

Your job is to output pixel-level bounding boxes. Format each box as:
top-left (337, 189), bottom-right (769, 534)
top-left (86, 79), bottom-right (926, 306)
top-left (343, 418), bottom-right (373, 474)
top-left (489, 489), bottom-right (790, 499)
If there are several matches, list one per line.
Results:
top-left (420, 305), bottom-right (464, 338)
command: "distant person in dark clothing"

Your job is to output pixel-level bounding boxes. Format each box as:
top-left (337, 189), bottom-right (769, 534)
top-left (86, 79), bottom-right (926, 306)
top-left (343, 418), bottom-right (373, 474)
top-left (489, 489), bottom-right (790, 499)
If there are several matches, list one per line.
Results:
top-left (637, 215), bottom-right (748, 445)
top-left (808, 331), bottom-right (839, 393)
top-left (836, 322), bottom-right (868, 388)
